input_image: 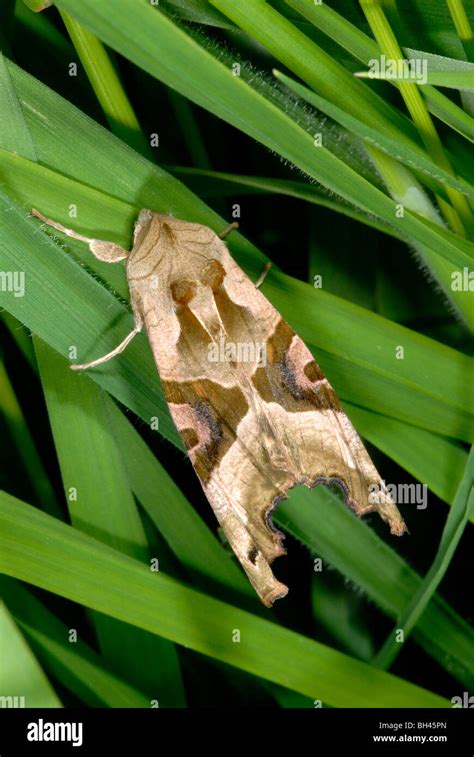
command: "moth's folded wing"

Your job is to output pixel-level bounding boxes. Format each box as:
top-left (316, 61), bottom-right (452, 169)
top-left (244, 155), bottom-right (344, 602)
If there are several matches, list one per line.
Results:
top-left (155, 242), bottom-right (405, 608)
top-left (250, 316), bottom-right (407, 536)
top-left (213, 251), bottom-right (405, 536)
top-left (163, 377), bottom-right (291, 606)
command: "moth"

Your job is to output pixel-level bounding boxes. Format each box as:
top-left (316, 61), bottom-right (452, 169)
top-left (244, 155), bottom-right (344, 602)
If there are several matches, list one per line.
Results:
top-left (32, 208), bottom-right (406, 607)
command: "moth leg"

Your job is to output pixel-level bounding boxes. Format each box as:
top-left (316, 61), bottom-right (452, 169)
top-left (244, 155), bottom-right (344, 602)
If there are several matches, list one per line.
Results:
top-left (32, 208), bottom-right (128, 263)
top-left (218, 221), bottom-right (239, 239)
top-left (255, 261), bottom-right (272, 289)
top-left (71, 315), bottom-right (143, 371)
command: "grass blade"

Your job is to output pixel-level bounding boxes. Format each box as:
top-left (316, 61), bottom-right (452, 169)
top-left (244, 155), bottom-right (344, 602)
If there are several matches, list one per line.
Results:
top-left (0, 577), bottom-right (150, 707)
top-left (373, 446), bottom-right (474, 669)
top-left (273, 70), bottom-right (474, 202)
top-left (0, 599), bottom-right (62, 707)
top-left (59, 10), bottom-right (152, 157)
top-left (285, 0), bottom-right (474, 141)
top-left (277, 487), bottom-right (474, 689)
top-left (34, 338), bottom-right (186, 706)
top-left (0, 490), bottom-right (449, 707)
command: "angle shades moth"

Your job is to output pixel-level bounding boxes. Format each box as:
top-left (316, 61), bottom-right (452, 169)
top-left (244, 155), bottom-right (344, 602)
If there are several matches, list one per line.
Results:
top-left (32, 208), bottom-right (406, 607)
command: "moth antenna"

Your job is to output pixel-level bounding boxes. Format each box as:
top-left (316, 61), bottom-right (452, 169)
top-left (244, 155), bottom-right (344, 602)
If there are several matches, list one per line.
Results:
top-left (32, 208), bottom-right (128, 263)
top-left (32, 208), bottom-right (98, 246)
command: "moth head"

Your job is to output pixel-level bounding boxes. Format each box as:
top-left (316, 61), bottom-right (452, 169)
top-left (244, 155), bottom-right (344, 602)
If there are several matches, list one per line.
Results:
top-left (128, 209), bottom-right (225, 293)
top-left (131, 208), bottom-right (162, 249)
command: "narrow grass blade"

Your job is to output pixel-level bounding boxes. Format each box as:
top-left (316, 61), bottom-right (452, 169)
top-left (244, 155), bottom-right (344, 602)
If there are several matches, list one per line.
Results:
top-left (355, 68), bottom-right (474, 92)
top-left (445, 0), bottom-right (474, 62)
top-left (273, 70), bottom-right (474, 201)
top-left (276, 487), bottom-right (474, 689)
top-left (0, 577), bottom-right (150, 707)
top-left (373, 446), bottom-right (474, 669)
top-left (35, 339), bottom-right (186, 706)
top-left (285, 0), bottom-right (474, 141)
top-left (0, 491), bottom-right (449, 707)
top-left (396, 48), bottom-right (474, 92)
top-left (59, 10), bottom-right (152, 157)
top-left (0, 599), bottom-right (62, 707)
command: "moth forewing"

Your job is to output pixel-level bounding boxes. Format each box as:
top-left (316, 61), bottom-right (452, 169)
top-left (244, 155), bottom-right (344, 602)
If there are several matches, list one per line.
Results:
top-left (33, 208), bottom-right (407, 607)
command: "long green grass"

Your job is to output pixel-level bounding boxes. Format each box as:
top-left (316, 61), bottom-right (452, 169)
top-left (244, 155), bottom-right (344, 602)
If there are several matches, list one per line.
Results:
top-left (0, 0), bottom-right (472, 708)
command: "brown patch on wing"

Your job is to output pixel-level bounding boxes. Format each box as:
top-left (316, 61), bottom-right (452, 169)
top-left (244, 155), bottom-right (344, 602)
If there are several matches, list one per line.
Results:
top-left (164, 378), bottom-right (249, 484)
top-left (180, 428), bottom-right (199, 450)
top-left (212, 277), bottom-right (261, 348)
top-left (171, 279), bottom-right (197, 305)
top-left (251, 318), bottom-right (336, 412)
